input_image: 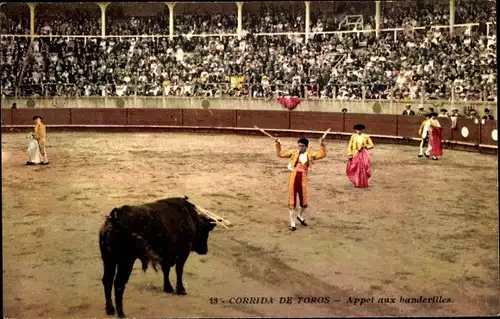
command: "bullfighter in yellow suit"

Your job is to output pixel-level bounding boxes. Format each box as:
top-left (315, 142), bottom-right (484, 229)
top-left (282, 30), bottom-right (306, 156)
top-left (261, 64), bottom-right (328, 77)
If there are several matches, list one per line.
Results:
top-left (346, 124), bottom-right (374, 188)
top-left (275, 137), bottom-right (326, 231)
top-left (33, 115), bottom-right (49, 165)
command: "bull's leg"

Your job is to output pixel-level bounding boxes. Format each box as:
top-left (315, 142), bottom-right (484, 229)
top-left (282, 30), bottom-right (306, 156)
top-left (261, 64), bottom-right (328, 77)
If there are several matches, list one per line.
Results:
top-left (175, 253), bottom-right (189, 295)
top-left (114, 258), bottom-right (135, 319)
top-left (160, 260), bottom-right (174, 293)
top-left (102, 259), bottom-right (117, 315)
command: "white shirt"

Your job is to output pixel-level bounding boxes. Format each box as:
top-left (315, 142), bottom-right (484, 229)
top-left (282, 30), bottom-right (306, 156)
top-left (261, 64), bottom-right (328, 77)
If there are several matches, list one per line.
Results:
top-left (287, 153), bottom-right (308, 171)
top-left (356, 134), bottom-right (364, 145)
top-left (298, 152), bottom-right (308, 164)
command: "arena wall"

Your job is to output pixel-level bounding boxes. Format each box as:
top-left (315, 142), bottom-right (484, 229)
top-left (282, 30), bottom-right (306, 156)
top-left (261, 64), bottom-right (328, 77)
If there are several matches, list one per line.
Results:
top-left (126, 109), bottom-right (183, 126)
top-left (2, 108), bottom-right (497, 154)
top-left (1, 97), bottom-right (496, 117)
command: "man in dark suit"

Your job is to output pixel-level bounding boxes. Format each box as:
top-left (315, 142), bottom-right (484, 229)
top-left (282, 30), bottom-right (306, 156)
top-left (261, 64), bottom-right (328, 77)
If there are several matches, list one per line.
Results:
top-left (482, 108), bottom-right (495, 120)
top-left (402, 104), bottom-right (415, 116)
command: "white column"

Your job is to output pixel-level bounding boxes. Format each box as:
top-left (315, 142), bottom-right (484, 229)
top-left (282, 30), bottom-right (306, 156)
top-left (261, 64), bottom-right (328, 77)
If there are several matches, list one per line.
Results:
top-left (305, 1), bottom-right (310, 43)
top-left (97, 2), bottom-right (110, 37)
top-left (375, 1), bottom-right (381, 39)
top-left (449, 0), bottom-right (455, 36)
top-left (167, 2), bottom-right (176, 41)
top-left (28, 3), bottom-right (36, 39)
top-left (236, 2), bottom-right (243, 40)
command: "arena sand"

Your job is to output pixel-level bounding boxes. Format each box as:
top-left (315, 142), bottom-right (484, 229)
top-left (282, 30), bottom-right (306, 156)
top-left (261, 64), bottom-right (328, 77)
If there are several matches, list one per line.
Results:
top-left (2, 132), bottom-right (499, 318)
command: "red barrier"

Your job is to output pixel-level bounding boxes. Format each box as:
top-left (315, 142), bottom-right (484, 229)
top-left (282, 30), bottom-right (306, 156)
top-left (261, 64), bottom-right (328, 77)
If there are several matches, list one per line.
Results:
top-left (397, 116), bottom-right (451, 140)
top-left (451, 118), bottom-right (481, 144)
top-left (344, 114), bottom-right (398, 135)
top-left (70, 108), bottom-right (127, 125)
top-left (5, 108), bottom-right (497, 150)
top-left (481, 120), bottom-right (498, 145)
top-left (236, 110), bottom-right (289, 129)
top-left (127, 108), bottom-right (182, 126)
top-left (397, 115), bottom-right (425, 138)
top-left (439, 117), bottom-right (452, 141)
top-left (182, 109), bottom-right (236, 127)
top-left (2, 109), bottom-right (12, 126)
top-left (12, 108), bottom-right (71, 125)
top-left (290, 112), bottom-right (344, 132)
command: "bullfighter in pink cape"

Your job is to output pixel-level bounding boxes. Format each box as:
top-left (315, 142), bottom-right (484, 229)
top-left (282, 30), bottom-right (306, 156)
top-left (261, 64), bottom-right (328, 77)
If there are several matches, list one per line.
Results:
top-left (346, 124), bottom-right (374, 188)
top-left (427, 112), bottom-right (443, 160)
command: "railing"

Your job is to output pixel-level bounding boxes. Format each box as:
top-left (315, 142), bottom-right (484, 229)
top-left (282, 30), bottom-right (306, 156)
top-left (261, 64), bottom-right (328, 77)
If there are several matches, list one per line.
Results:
top-left (3, 82), bottom-right (496, 104)
top-left (0, 22), bottom-right (495, 39)
top-left (338, 15), bottom-right (364, 31)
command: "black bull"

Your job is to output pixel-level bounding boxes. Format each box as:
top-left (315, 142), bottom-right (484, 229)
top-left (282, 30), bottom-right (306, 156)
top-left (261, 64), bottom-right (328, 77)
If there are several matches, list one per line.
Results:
top-left (99, 196), bottom-right (217, 318)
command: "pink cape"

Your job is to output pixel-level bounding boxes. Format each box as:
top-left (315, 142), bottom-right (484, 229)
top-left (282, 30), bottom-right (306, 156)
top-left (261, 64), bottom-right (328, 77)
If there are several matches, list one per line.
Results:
top-left (277, 97), bottom-right (301, 110)
top-left (430, 127), bottom-right (443, 157)
top-left (346, 148), bottom-right (371, 188)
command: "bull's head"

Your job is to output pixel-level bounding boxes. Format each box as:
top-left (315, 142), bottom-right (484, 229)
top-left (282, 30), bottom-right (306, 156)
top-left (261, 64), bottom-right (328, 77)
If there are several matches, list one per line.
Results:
top-left (192, 215), bottom-right (217, 255)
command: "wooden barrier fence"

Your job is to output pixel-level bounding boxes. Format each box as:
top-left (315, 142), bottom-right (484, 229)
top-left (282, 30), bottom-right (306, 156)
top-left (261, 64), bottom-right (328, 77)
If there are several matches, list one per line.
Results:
top-left (2, 108), bottom-right (497, 153)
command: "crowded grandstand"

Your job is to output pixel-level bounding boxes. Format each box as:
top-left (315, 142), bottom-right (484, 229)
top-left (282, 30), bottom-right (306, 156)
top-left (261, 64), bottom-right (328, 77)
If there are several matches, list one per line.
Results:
top-left (0, 0), bottom-right (496, 101)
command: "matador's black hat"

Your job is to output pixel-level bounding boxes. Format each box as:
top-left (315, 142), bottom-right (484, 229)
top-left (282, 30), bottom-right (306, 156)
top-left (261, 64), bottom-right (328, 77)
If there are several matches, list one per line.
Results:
top-left (298, 137), bottom-right (309, 147)
top-left (32, 116), bottom-right (42, 120)
top-left (353, 124), bottom-right (366, 131)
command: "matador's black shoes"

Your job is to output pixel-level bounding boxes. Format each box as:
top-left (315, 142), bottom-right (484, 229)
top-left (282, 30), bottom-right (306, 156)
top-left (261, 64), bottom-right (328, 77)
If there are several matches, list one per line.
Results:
top-left (289, 226), bottom-right (296, 231)
top-left (26, 161), bottom-right (50, 166)
top-left (297, 217), bottom-right (308, 226)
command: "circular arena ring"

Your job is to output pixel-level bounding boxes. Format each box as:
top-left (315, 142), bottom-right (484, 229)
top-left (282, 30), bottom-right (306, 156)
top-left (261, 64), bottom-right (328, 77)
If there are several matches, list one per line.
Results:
top-left (2, 108), bottom-right (498, 318)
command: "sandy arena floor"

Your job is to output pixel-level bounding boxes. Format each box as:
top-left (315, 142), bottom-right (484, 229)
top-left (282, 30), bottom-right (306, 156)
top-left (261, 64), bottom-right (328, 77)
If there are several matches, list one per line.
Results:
top-left (2, 132), bottom-right (499, 318)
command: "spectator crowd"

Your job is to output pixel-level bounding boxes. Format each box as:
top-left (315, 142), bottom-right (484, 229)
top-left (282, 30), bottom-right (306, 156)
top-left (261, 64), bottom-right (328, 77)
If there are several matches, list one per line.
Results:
top-left (402, 104), bottom-right (495, 120)
top-left (0, 0), bottom-right (496, 101)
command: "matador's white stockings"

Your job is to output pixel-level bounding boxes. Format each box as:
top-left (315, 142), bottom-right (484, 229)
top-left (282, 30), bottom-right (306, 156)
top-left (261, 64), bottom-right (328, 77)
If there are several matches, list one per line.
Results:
top-left (419, 139), bottom-right (425, 156)
top-left (297, 207), bottom-right (306, 221)
top-left (289, 208), bottom-right (296, 228)
top-left (289, 207), bottom-right (307, 228)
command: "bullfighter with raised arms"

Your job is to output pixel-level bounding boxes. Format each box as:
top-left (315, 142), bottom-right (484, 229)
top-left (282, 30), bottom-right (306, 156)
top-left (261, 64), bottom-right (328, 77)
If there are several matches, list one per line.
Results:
top-left (275, 136), bottom-right (326, 231)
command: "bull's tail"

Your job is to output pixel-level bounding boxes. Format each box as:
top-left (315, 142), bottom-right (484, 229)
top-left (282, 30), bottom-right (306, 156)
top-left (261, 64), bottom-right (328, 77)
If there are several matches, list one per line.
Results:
top-left (98, 222), bottom-right (110, 262)
top-left (99, 210), bottom-right (117, 262)
top-left (106, 207), bottom-right (160, 273)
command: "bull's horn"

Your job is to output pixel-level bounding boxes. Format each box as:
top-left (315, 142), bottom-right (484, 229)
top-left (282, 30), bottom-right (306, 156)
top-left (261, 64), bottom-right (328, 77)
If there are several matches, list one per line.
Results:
top-left (199, 207), bottom-right (230, 224)
top-left (194, 205), bottom-right (231, 229)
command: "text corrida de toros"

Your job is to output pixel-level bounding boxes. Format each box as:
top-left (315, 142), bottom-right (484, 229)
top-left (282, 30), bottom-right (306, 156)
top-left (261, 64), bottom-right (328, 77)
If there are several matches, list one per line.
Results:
top-left (227, 296), bottom-right (331, 304)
